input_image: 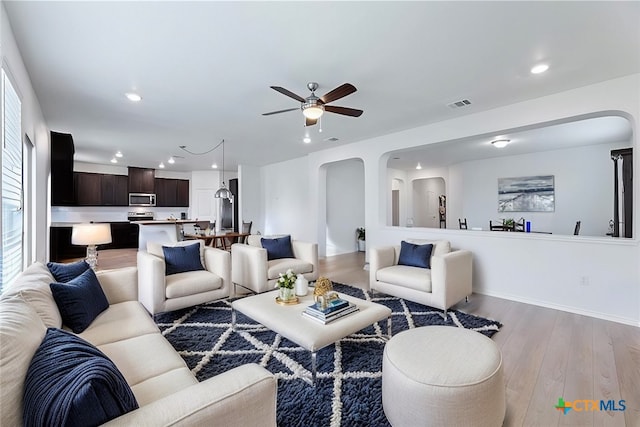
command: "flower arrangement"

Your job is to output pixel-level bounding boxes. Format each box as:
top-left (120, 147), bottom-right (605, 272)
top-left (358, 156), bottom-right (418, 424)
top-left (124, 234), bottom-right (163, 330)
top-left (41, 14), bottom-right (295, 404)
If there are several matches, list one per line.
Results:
top-left (275, 268), bottom-right (297, 289)
top-left (356, 227), bottom-right (365, 241)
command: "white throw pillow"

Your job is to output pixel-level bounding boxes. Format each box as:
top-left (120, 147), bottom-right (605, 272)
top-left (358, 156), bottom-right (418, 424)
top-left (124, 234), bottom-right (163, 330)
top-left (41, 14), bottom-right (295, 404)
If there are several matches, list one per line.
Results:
top-left (0, 296), bottom-right (47, 426)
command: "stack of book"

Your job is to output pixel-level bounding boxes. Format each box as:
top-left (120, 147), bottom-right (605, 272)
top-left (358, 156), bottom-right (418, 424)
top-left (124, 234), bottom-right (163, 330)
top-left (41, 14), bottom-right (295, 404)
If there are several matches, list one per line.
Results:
top-left (302, 298), bottom-right (359, 324)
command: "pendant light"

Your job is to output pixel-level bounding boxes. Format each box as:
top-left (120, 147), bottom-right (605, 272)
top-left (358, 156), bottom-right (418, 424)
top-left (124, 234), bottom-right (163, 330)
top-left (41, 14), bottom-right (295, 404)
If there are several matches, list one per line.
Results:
top-left (214, 139), bottom-right (233, 200)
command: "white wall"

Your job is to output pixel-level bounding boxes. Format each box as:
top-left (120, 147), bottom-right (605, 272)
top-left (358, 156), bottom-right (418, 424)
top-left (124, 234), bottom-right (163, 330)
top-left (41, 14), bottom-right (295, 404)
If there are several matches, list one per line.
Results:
top-left (261, 157), bottom-right (312, 242)
top-left (325, 159), bottom-right (364, 256)
top-left (1, 3), bottom-right (49, 263)
top-left (262, 74), bottom-right (640, 326)
top-left (238, 164), bottom-right (262, 235)
top-left (449, 141), bottom-right (628, 235)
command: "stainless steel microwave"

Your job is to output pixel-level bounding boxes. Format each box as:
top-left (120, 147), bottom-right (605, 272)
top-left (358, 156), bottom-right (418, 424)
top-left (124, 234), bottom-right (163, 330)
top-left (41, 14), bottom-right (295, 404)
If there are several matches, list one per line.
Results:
top-left (129, 193), bottom-right (156, 206)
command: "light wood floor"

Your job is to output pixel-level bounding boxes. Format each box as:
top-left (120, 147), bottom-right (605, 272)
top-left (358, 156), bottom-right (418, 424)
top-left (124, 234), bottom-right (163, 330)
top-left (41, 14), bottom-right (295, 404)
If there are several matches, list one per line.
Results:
top-left (94, 249), bottom-right (640, 426)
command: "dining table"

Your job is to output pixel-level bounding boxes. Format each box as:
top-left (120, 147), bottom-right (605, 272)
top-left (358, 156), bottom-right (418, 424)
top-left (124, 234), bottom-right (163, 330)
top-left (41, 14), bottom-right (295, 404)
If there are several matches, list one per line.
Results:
top-left (184, 232), bottom-right (250, 250)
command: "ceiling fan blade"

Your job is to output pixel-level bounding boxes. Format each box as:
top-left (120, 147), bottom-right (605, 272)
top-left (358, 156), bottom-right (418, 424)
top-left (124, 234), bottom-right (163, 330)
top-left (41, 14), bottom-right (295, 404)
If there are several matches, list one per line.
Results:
top-left (320, 83), bottom-right (357, 104)
top-left (262, 108), bottom-right (299, 116)
top-left (305, 117), bottom-right (318, 127)
top-left (270, 86), bottom-right (305, 103)
top-left (324, 105), bottom-right (363, 117)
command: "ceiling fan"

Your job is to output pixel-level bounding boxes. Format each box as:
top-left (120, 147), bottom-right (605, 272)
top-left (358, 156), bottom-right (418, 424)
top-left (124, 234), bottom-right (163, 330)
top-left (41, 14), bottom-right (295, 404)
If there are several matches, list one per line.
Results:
top-left (262, 82), bottom-right (363, 126)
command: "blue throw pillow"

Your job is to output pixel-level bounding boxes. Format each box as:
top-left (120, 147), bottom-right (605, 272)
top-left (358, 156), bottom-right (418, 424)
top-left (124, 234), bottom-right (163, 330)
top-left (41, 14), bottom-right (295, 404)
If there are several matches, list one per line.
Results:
top-left (261, 235), bottom-right (294, 261)
top-left (50, 268), bottom-right (109, 333)
top-left (47, 260), bottom-right (90, 283)
top-left (162, 243), bottom-right (205, 275)
top-left (398, 241), bottom-right (434, 269)
top-left (23, 328), bottom-right (138, 427)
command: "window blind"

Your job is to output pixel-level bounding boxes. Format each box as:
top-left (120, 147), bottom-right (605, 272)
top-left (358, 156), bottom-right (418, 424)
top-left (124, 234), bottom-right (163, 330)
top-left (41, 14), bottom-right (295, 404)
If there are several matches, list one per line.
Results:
top-left (1, 70), bottom-right (23, 291)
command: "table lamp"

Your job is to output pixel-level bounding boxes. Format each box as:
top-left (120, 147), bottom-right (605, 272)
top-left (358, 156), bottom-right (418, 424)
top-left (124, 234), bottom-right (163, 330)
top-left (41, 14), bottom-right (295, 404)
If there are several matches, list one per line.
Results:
top-left (71, 223), bottom-right (112, 270)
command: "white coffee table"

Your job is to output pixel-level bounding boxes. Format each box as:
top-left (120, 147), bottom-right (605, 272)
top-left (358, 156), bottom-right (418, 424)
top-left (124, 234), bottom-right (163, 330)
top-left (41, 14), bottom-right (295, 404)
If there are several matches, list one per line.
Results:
top-left (231, 289), bottom-right (392, 384)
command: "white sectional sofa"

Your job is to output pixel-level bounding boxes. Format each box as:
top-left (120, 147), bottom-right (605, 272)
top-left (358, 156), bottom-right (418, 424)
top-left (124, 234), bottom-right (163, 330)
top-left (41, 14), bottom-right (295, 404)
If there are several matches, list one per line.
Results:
top-left (0, 262), bottom-right (277, 426)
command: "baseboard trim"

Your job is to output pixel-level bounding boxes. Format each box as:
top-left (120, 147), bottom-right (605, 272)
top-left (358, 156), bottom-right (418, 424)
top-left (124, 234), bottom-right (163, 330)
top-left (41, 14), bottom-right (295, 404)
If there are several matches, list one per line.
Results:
top-left (474, 289), bottom-right (639, 327)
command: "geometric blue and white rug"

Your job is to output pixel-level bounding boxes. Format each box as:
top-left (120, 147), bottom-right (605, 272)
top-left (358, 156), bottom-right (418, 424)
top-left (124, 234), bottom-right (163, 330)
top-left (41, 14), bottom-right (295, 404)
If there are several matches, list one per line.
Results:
top-left (154, 283), bottom-right (502, 427)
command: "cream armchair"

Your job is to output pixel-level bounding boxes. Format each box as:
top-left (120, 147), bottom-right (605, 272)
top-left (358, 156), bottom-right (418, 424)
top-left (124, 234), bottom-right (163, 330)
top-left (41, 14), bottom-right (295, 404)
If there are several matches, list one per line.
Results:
top-left (370, 239), bottom-right (472, 319)
top-left (138, 240), bottom-right (231, 315)
top-left (231, 235), bottom-right (319, 294)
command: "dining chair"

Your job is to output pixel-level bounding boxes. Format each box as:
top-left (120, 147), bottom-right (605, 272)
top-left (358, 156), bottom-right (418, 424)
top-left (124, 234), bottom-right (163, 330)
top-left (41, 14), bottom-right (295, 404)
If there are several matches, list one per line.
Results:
top-left (574, 221), bottom-right (581, 235)
top-left (489, 220), bottom-right (505, 231)
top-left (513, 218), bottom-right (525, 232)
top-left (240, 221), bottom-right (253, 243)
top-left (458, 218), bottom-right (468, 230)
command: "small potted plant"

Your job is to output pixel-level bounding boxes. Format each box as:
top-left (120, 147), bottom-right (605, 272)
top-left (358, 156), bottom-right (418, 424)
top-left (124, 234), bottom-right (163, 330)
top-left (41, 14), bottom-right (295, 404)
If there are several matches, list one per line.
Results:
top-left (275, 268), bottom-right (297, 302)
top-left (356, 227), bottom-right (366, 252)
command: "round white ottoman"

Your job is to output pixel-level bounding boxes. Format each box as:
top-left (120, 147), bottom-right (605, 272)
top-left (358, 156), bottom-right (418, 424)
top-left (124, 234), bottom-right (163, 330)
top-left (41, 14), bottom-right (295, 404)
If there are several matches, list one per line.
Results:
top-left (382, 326), bottom-right (505, 427)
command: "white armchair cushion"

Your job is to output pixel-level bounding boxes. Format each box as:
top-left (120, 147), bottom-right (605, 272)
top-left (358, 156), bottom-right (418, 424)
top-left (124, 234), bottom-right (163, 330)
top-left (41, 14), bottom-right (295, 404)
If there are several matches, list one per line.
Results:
top-left (165, 270), bottom-right (223, 299)
top-left (266, 259), bottom-right (314, 280)
top-left (376, 265), bottom-right (432, 292)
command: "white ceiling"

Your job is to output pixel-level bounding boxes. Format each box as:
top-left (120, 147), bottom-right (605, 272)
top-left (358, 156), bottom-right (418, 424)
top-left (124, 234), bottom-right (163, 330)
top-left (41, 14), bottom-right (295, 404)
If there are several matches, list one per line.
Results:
top-left (4, 1), bottom-right (640, 172)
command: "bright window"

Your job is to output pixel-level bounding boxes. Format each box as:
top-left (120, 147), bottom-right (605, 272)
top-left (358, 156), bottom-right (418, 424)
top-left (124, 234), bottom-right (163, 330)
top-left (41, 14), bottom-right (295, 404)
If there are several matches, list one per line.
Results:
top-left (1, 69), bottom-right (23, 291)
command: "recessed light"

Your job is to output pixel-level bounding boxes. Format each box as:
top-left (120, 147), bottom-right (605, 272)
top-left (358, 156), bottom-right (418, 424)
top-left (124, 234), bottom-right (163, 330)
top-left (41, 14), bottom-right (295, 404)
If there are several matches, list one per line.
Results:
top-left (211, 163), bottom-right (218, 169)
top-left (158, 162), bottom-right (165, 168)
top-left (168, 157), bottom-right (175, 164)
top-left (115, 151), bottom-right (123, 158)
top-left (530, 64), bottom-right (549, 74)
top-left (416, 163), bottom-right (422, 170)
top-left (491, 139), bottom-right (511, 148)
top-left (125, 92), bottom-right (142, 102)
top-left (110, 157), bottom-right (118, 164)
top-left (303, 137), bottom-right (311, 144)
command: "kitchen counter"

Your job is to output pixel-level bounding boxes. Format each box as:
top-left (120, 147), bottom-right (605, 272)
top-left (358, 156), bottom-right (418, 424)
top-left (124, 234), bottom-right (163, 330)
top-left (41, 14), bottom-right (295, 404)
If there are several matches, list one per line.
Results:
top-left (130, 220), bottom-right (197, 225)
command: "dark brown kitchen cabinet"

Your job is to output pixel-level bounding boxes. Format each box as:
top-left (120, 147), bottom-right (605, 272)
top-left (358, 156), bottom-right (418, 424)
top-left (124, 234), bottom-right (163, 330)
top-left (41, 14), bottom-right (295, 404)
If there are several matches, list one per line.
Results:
top-left (74, 173), bottom-right (128, 206)
top-left (176, 179), bottom-right (189, 207)
top-left (74, 172), bottom-right (102, 206)
top-left (155, 178), bottom-right (189, 207)
top-left (51, 131), bottom-right (76, 206)
top-left (128, 167), bottom-right (155, 194)
top-left (101, 174), bottom-right (128, 206)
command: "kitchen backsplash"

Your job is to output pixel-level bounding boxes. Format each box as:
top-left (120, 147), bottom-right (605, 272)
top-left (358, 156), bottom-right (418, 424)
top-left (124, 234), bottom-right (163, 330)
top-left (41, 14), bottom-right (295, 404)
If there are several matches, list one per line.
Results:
top-left (51, 206), bottom-right (191, 223)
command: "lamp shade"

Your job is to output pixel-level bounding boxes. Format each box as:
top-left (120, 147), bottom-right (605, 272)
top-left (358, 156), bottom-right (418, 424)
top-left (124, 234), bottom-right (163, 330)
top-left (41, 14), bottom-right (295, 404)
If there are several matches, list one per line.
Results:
top-left (71, 223), bottom-right (112, 246)
top-left (214, 183), bottom-right (233, 200)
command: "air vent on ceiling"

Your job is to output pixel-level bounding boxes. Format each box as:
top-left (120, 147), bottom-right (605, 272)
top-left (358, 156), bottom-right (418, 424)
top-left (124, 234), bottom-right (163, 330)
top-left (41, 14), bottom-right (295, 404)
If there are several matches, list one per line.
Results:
top-left (447, 99), bottom-right (472, 109)
top-left (324, 137), bottom-right (339, 142)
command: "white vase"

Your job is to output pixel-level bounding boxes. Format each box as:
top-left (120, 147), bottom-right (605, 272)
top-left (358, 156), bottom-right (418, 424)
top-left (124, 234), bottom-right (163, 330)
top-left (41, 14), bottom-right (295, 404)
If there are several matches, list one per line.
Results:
top-left (295, 274), bottom-right (309, 296)
top-left (357, 239), bottom-right (366, 252)
top-left (279, 286), bottom-right (295, 301)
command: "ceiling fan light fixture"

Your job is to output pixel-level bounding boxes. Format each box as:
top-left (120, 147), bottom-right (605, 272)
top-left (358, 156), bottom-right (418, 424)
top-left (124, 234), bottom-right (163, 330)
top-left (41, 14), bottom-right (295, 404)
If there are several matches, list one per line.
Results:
top-left (491, 139), bottom-right (511, 148)
top-left (125, 92), bottom-right (142, 102)
top-left (302, 104), bottom-right (324, 119)
top-left (530, 63), bottom-right (549, 74)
